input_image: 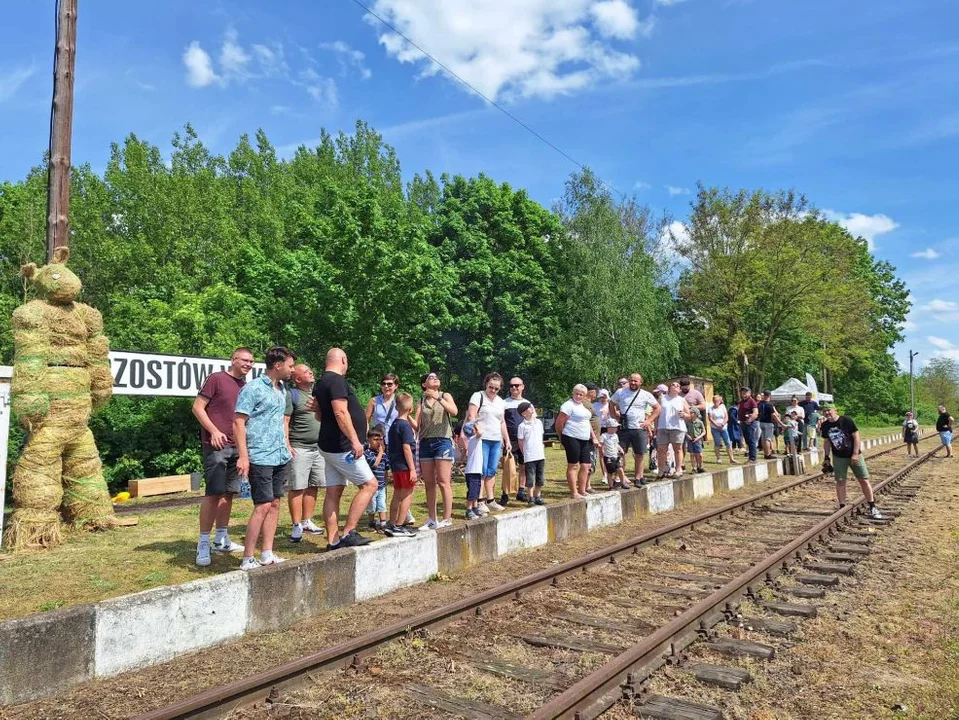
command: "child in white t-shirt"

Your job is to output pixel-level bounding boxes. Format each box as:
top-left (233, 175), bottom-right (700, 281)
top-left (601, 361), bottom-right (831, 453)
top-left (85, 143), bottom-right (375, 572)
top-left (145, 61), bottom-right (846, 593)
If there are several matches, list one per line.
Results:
top-left (517, 402), bottom-right (546, 505)
top-left (600, 418), bottom-right (630, 489)
top-left (463, 422), bottom-right (486, 520)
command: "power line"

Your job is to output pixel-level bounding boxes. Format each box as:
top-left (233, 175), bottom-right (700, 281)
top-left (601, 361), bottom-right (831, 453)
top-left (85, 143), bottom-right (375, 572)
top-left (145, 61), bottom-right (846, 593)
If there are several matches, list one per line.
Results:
top-left (349, 0), bottom-right (628, 200)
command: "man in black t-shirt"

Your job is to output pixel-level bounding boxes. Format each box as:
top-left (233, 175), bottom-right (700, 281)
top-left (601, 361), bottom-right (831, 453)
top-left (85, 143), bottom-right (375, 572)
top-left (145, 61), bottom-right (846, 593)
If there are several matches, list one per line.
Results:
top-left (936, 405), bottom-right (954, 458)
top-left (819, 403), bottom-right (882, 518)
top-left (312, 348), bottom-right (376, 549)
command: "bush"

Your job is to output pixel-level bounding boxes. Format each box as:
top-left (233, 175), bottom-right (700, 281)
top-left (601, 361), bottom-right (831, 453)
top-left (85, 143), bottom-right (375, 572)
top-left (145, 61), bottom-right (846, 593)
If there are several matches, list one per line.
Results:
top-left (102, 456), bottom-right (144, 494)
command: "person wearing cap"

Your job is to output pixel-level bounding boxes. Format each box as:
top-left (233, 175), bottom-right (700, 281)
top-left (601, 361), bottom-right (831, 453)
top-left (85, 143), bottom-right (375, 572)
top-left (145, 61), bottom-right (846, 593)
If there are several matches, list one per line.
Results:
top-left (611, 373), bottom-right (660, 485)
top-left (819, 403), bottom-right (883, 518)
top-left (902, 410), bottom-right (919, 457)
top-left (737, 387), bottom-right (760, 462)
top-left (600, 417), bottom-right (630, 489)
top-left (592, 389), bottom-right (612, 484)
top-left (516, 402), bottom-right (546, 505)
top-left (757, 390), bottom-right (782, 459)
top-left (503, 377), bottom-right (532, 502)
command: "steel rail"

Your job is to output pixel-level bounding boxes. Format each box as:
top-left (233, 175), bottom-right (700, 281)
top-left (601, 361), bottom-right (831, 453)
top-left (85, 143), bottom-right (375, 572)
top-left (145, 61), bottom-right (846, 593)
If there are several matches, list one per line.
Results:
top-left (135, 438), bottom-right (928, 720)
top-left (528, 447), bottom-right (937, 720)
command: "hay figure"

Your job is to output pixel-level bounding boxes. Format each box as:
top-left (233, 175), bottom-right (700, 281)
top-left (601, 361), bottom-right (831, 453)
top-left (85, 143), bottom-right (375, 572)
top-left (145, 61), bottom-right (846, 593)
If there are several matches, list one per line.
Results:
top-left (5, 246), bottom-right (134, 549)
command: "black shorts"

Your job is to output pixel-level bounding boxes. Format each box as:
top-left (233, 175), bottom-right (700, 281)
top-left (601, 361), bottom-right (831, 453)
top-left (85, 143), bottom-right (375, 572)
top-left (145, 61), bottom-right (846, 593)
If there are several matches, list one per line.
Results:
top-left (561, 435), bottom-right (593, 465)
top-left (904, 432), bottom-right (918, 444)
top-left (250, 462), bottom-right (290, 504)
top-left (524, 459), bottom-right (545, 487)
top-left (603, 456), bottom-right (621, 474)
top-left (618, 427), bottom-right (649, 456)
top-left (202, 445), bottom-right (240, 496)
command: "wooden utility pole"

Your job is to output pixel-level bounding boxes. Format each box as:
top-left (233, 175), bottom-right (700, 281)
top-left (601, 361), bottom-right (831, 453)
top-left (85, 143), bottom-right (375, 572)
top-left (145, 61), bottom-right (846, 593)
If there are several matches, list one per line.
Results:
top-left (46, 0), bottom-right (78, 263)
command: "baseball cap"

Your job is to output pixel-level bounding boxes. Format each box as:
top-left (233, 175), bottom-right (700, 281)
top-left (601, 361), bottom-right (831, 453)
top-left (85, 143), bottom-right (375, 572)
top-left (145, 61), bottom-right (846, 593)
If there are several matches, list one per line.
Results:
top-left (820, 402), bottom-right (835, 410)
top-left (599, 388), bottom-right (610, 398)
top-left (741, 386), bottom-right (751, 392)
top-left (517, 401), bottom-right (532, 415)
top-left (607, 417), bottom-right (619, 428)
top-left (655, 383), bottom-right (668, 393)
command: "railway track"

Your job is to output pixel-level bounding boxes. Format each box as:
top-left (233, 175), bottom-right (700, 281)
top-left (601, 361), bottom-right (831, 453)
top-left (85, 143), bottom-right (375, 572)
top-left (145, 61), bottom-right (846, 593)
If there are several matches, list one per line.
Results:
top-left (135, 438), bottom-right (936, 720)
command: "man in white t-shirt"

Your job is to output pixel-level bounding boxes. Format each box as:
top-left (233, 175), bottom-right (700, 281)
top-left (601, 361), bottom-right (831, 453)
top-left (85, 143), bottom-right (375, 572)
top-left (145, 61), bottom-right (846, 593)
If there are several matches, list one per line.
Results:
top-left (610, 373), bottom-right (660, 485)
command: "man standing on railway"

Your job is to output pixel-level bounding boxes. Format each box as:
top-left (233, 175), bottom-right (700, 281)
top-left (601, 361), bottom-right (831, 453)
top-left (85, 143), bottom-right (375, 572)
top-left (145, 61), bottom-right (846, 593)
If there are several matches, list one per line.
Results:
top-left (937, 404), bottom-right (954, 458)
top-left (819, 403), bottom-right (882, 519)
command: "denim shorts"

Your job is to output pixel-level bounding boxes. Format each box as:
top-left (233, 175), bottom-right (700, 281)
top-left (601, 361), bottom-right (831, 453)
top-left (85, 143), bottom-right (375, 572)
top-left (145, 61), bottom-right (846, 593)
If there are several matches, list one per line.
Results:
top-left (687, 441), bottom-right (703, 454)
top-left (419, 436), bottom-right (454, 462)
top-left (941, 430), bottom-right (953, 447)
top-left (366, 486), bottom-right (387, 514)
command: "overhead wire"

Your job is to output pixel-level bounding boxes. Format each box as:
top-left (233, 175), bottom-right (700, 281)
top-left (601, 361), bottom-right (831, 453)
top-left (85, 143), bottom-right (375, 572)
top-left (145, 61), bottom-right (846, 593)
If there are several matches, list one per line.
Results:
top-left (349, 0), bottom-right (629, 200)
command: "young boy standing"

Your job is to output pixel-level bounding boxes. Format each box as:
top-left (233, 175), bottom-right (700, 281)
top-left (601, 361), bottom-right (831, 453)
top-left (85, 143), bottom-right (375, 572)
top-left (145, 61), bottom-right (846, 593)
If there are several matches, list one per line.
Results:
top-left (365, 425), bottom-right (390, 532)
top-left (463, 421), bottom-right (486, 519)
top-left (687, 408), bottom-right (707, 474)
top-left (385, 394), bottom-right (418, 537)
top-left (600, 418), bottom-right (629, 489)
top-left (517, 402), bottom-right (546, 505)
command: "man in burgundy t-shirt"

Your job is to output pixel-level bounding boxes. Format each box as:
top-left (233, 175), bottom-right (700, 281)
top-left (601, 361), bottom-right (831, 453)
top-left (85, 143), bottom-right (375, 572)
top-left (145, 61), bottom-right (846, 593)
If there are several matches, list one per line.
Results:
top-left (737, 387), bottom-right (759, 462)
top-left (192, 347), bottom-right (254, 567)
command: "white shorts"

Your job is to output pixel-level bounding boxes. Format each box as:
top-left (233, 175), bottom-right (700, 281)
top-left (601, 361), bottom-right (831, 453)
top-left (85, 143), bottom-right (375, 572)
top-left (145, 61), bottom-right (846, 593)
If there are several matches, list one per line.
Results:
top-left (288, 447), bottom-right (327, 490)
top-left (319, 449), bottom-right (375, 487)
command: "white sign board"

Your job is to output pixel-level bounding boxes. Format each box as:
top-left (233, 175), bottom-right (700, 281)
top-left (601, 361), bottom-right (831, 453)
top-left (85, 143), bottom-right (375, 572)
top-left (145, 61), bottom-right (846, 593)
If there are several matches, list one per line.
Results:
top-left (109, 351), bottom-right (267, 397)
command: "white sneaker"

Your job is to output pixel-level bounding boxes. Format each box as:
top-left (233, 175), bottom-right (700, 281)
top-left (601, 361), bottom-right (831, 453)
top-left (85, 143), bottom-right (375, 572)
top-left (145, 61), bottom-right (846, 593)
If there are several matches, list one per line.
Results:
top-left (213, 538), bottom-right (244, 553)
top-left (419, 519), bottom-right (439, 531)
top-left (302, 519), bottom-right (325, 535)
top-left (289, 524), bottom-right (303, 543)
top-left (475, 503), bottom-right (490, 517)
top-left (486, 500), bottom-right (505, 512)
top-left (869, 505), bottom-right (884, 520)
top-left (196, 542), bottom-right (211, 567)
top-left (240, 556), bottom-right (261, 571)
top-left (435, 518), bottom-right (453, 529)
top-left (405, 510), bottom-right (416, 525)
top-left (260, 553), bottom-right (286, 565)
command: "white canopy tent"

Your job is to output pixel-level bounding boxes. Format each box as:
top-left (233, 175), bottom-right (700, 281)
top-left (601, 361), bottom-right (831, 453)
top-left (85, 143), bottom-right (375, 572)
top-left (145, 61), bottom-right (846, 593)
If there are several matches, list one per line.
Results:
top-left (768, 376), bottom-right (833, 404)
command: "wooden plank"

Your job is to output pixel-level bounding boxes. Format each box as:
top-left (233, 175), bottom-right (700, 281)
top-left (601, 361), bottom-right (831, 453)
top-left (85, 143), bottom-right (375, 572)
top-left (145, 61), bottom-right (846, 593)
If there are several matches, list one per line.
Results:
top-left (828, 544), bottom-right (870, 554)
top-left (660, 572), bottom-right (730, 585)
top-left (833, 535), bottom-right (873, 545)
top-left (406, 683), bottom-right (520, 720)
top-left (551, 610), bottom-right (654, 634)
top-left (803, 562), bottom-right (855, 576)
top-left (707, 637), bottom-right (776, 660)
top-left (732, 616), bottom-right (797, 636)
top-left (762, 601), bottom-right (817, 618)
top-left (513, 633), bottom-right (624, 654)
top-left (821, 553), bottom-right (860, 563)
top-left (128, 474), bottom-right (192, 498)
top-left (631, 583), bottom-right (710, 599)
top-left (796, 574), bottom-right (840, 586)
top-left (636, 695), bottom-right (723, 720)
top-left (763, 508), bottom-right (833, 517)
top-left (687, 662), bottom-right (752, 690)
top-left (783, 586), bottom-right (826, 599)
top-left (459, 653), bottom-right (567, 690)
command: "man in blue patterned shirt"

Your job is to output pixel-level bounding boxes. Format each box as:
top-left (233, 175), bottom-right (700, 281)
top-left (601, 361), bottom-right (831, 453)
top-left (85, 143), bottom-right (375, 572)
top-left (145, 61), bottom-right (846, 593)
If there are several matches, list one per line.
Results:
top-left (235, 346), bottom-right (296, 570)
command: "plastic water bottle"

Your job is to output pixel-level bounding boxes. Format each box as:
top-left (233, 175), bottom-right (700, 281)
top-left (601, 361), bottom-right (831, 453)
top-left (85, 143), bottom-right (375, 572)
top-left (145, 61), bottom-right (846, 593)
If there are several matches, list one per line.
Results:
top-left (239, 475), bottom-right (252, 499)
top-left (344, 451), bottom-right (355, 465)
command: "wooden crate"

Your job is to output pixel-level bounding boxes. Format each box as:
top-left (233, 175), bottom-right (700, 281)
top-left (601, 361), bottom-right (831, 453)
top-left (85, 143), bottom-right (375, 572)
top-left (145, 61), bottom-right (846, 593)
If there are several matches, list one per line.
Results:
top-left (128, 474), bottom-right (192, 498)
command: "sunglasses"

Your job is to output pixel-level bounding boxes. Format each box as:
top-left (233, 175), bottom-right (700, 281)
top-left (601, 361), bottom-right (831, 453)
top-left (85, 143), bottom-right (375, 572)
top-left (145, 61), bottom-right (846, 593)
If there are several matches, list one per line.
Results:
top-left (380, 381), bottom-right (395, 386)
top-left (509, 383), bottom-right (522, 388)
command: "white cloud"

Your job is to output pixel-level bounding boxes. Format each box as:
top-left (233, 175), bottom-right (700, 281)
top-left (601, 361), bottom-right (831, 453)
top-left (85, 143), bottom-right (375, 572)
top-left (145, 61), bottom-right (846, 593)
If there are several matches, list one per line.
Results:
top-left (0, 64), bottom-right (36, 102)
top-left (364, 0), bottom-right (642, 100)
top-left (634, 180), bottom-right (651, 190)
top-left (928, 336), bottom-right (954, 350)
top-left (183, 42), bottom-right (220, 88)
top-left (299, 69), bottom-right (338, 107)
top-left (666, 185), bottom-right (690, 196)
top-left (821, 209), bottom-right (899, 249)
top-left (591, 0), bottom-right (640, 39)
top-left (902, 319), bottom-right (918, 331)
top-left (910, 248), bottom-right (940, 260)
top-left (220, 28), bottom-right (252, 77)
top-left (655, 0), bottom-right (688, 5)
top-left (920, 298), bottom-right (959, 324)
top-left (320, 40), bottom-right (373, 79)
top-left (658, 220), bottom-right (691, 262)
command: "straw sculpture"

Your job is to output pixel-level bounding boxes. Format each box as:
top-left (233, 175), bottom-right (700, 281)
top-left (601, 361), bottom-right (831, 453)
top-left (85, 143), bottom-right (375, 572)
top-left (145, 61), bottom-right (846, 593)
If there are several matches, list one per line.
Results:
top-left (5, 246), bottom-right (135, 549)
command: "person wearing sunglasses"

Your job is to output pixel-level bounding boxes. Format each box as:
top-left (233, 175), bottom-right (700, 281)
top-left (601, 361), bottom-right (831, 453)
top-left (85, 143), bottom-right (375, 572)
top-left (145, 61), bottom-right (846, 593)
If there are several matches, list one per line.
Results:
top-left (365, 373), bottom-right (400, 438)
top-left (466, 372), bottom-right (511, 511)
top-left (819, 403), bottom-right (882, 518)
top-left (503, 377), bottom-right (533, 502)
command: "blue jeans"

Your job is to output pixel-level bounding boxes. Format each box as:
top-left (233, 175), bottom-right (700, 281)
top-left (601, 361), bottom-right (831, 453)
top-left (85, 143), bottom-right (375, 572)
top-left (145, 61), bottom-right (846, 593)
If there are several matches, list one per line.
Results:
top-left (743, 422), bottom-right (759, 461)
top-left (481, 439), bottom-right (503, 478)
top-left (711, 426), bottom-right (731, 449)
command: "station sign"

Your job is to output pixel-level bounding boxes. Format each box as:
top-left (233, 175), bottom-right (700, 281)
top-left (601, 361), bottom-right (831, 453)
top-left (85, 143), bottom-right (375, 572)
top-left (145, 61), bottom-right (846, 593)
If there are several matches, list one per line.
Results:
top-left (109, 351), bottom-right (267, 397)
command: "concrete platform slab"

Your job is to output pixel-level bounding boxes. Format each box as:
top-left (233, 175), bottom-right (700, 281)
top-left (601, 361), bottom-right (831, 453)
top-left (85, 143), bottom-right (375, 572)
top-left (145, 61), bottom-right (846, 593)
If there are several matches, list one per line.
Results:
top-left (495, 506), bottom-right (548, 555)
top-left (726, 466), bottom-right (745, 490)
top-left (673, 476), bottom-right (694, 507)
top-left (436, 519), bottom-right (498, 575)
top-left (620, 485), bottom-right (647, 518)
top-left (0, 605), bottom-right (95, 705)
top-left (646, 481), bottom-right (675, 514)
top-left (808, 449), bottom-right (820, 466)
top-left (95, 571), bottom-right (249, 677)
top-left (755, 462), bottom-right (769, 482)
top-left (585, 491), bottom-right (623, 530)
top-left (248, 551), bottom-right (355, 633)
top-left (354, 533), bottom-right (438, 601)
top-left (693, 473), bottom-right (714, 500)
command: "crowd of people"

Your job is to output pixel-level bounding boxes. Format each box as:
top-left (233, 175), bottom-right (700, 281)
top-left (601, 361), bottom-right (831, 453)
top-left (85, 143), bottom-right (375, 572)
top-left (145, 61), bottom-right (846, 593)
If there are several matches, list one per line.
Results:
top-left (191, 346), bottom-right (948, 569)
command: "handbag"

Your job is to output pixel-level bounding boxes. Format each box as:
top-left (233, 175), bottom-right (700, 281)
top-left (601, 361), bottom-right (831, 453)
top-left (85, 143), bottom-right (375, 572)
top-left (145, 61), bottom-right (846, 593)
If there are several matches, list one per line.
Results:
top-left (619, 389), bottom-right (641, 430)
top-left (502, 450), bottom-right (517, 496)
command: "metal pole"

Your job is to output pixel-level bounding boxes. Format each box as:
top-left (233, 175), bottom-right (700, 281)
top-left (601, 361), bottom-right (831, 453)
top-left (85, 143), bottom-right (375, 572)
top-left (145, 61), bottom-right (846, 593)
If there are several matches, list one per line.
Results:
top-left (909, 350), bottom-right (918, 416)
top-left (46, 0), bottom-right (78, 262)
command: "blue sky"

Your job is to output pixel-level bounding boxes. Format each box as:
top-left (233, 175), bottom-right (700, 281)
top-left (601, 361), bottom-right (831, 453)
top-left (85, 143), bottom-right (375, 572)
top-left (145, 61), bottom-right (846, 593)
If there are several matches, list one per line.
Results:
top-left (2, 0), bottom-right (957, 373)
